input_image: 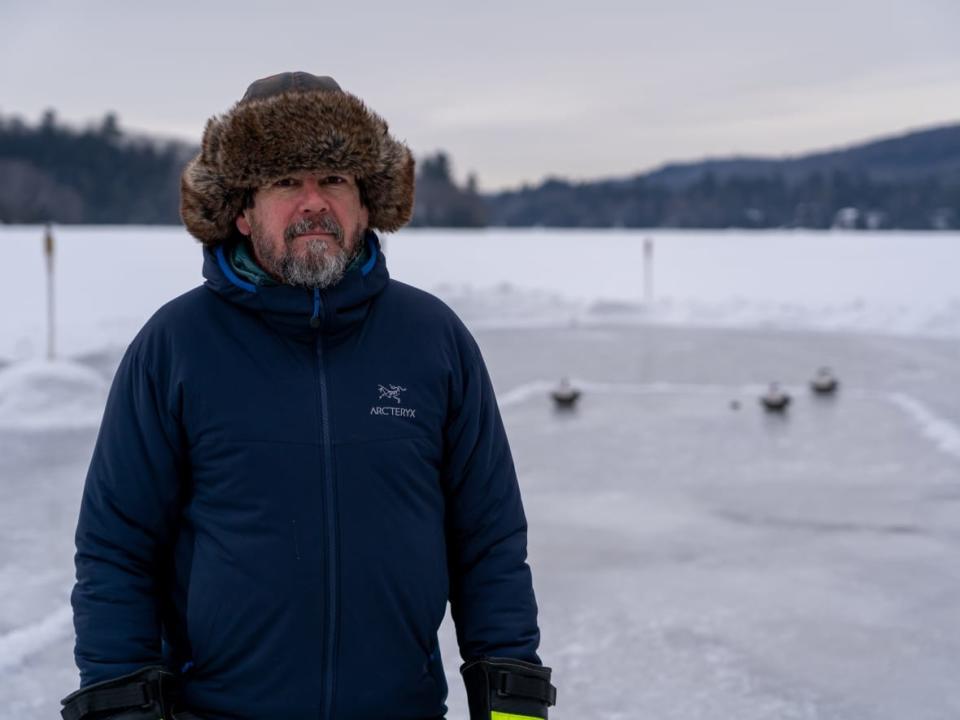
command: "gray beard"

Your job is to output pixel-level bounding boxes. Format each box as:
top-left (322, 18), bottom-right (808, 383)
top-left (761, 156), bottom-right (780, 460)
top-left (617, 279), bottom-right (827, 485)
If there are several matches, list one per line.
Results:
top-left (252, 218), bottom-right (364, 289)
top-left (273, 236), bottom-right (357, 288)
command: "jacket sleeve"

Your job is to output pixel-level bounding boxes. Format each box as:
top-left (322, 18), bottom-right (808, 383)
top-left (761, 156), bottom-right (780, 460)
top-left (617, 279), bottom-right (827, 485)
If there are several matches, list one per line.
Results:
top-left (71, 342), bottom-right (186, 687)
top-left (443, 333), bottom-right (541, 664)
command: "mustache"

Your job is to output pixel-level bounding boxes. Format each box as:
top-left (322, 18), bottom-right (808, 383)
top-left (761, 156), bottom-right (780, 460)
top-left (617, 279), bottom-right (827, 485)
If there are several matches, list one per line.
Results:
top-left (284, 215), bottom-right (344, 244)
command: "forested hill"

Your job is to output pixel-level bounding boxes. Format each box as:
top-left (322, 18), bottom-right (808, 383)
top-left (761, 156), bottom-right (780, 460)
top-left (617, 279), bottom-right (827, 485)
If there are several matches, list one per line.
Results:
top-left (487, 124), bottom-right (960, 229)
top-left (0, 112), bottom-right (194, 224)
top-left (644, 124), bottom-right (960, 188)
top-left (1, 111), bottom-right (958, 229)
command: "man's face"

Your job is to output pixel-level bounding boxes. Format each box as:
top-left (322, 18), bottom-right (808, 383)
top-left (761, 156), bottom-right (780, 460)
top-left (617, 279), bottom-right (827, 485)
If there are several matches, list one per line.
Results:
top-left (235, 170), bottom-right (369, 288)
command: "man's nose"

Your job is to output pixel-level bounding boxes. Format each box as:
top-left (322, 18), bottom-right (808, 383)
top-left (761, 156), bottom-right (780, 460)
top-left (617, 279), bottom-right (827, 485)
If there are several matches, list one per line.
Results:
top-left (297, 180), bottom-right (331, 214)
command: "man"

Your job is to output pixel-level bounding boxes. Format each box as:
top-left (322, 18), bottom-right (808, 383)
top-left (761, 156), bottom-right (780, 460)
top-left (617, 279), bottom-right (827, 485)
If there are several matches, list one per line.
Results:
top-left (62, 73), bottom-right (556, 720)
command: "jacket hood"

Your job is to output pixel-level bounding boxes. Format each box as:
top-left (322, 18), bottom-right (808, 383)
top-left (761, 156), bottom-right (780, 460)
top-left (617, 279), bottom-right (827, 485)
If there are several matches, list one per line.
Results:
top-left (202, 230), bottom-right (389, 340)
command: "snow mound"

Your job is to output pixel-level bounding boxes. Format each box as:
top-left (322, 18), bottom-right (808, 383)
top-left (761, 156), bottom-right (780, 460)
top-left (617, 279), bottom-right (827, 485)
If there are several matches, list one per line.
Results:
top-left (433, 285), bottom-right (960, 339)
top-left (0, 605), bottom-right (73, 673)
top-left (435, 283), bottom-right (583, 328)
top-left (0, 360), bottom-right (107, 430)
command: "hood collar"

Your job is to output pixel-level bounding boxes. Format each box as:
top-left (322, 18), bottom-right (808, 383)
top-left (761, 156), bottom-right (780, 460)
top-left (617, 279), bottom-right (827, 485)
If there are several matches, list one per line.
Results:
top-left (203, 230), bottom-right (389, 340)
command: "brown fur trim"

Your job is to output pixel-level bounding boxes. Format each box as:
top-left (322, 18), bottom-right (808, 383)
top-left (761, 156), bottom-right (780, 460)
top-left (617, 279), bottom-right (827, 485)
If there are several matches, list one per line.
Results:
top-left (180, 89), bottom-right (414, 246)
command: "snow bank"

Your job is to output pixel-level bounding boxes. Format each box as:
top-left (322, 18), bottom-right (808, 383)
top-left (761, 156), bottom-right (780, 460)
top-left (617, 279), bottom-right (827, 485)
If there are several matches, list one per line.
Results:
top-left (437, 286), bottom-right (960, 338)
top-left (0, 605), bottom-right (73, 673)
top-left (0, 360), bottom-right (107, 430)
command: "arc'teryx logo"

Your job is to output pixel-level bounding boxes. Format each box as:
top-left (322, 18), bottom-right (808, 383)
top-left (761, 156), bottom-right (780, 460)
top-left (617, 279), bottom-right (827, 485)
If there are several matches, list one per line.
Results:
top-left (371, 384), bottom-right (416, 418)
top-left (378, 384), bottom-right (406, 403)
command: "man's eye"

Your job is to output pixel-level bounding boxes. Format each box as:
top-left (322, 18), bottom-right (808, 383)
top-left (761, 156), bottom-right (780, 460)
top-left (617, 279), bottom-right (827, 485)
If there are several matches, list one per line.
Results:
top-left (324, 175), bottom-right (346, 185)
top-left (273, 178), bottom-right (297, 188)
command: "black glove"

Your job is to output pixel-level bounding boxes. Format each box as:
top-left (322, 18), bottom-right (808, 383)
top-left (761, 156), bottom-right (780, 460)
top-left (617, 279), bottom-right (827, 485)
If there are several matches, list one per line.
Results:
top-left (60, 666), bottom-right (178, 720)
top-left (461, 657), bottom-right (557, 719)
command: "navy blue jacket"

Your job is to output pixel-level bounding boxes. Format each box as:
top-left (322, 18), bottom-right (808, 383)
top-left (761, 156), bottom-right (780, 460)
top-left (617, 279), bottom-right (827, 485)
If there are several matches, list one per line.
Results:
top-left (71, 233), bottom-right (541, 719)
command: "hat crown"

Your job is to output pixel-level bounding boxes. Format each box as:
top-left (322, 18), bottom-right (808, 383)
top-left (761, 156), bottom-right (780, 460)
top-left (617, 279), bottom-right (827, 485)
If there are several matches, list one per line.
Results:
top-left (240, 72), bottom-right (343, 104)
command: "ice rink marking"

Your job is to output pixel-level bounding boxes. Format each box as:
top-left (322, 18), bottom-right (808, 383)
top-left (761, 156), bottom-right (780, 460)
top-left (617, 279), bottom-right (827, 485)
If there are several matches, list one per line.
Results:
top-left (883, 392), bottom-right (960, 462)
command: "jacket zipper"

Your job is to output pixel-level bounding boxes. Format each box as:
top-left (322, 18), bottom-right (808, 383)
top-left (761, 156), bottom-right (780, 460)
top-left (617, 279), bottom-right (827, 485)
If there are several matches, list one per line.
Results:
top-left (312, 288), bottom-right (338, 719)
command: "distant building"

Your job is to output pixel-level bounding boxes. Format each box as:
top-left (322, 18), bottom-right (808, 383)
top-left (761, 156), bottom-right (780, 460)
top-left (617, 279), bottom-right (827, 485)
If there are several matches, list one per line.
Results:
top-left (833, 207), bottom-right (860, 229)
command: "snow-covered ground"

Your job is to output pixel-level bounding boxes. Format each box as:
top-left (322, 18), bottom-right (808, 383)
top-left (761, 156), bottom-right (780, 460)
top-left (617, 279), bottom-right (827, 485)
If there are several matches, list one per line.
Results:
top-left (1, 226), bottom-right (959, 360)
top-left (1, 226), bottom-right (959, 719)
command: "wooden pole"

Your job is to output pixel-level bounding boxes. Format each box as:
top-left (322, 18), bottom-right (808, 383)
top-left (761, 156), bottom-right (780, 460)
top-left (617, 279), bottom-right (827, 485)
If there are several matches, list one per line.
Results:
top-left (44, 223), bottom-right (55, 361)
top-left (643, 236), bottom-right (654, 306)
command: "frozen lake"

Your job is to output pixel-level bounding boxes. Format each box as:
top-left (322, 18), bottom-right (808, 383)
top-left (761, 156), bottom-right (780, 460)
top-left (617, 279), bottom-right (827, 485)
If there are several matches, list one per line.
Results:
top-left (1, 226), bottom-right (959, 360)
top-left (1, 227), bottom-right (959, 718)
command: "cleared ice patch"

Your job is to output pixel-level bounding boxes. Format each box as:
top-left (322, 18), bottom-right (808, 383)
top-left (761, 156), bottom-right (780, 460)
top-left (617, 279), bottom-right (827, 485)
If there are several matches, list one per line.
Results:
top-left (0, 360), bottom-right (107, 430)
top-left (502, 379), bottom-right (960, 467)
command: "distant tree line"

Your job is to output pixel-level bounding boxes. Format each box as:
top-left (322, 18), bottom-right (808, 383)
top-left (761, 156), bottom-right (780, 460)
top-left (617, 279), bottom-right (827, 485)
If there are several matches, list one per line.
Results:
top-left (488, 124), bottom-right (960, 230)
top-left (410, 152), bottom-right (486, 227)
top-left (0, 111), bottom-right (191, 224)
top-left (0, 113), bottom-right (489, 228)
top-left (1, 111), bottom-right (957, 229)
top-left (487, 169), bottom-right (960, 229)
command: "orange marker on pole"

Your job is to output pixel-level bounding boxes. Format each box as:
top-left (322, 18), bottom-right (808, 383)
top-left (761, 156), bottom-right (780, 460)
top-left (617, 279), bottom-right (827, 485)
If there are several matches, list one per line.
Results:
top-left (44, 223), bottom-right (55, 360)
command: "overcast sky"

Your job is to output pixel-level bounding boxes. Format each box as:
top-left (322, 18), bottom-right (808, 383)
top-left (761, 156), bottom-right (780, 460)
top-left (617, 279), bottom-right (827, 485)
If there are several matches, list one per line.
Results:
top-left (2, 0), bottom-right (958, 190)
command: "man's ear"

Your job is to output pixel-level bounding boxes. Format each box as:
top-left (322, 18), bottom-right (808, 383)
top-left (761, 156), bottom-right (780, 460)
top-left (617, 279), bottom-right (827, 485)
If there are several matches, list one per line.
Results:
top-left (236, 210), bottom-right (252, 236)
top-left (359, 203), bottom-right (369, 231)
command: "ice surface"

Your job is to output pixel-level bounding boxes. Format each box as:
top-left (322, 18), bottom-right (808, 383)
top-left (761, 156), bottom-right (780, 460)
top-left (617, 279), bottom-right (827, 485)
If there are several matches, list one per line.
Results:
top-left (0, 227), bottom-right (959, 719)
top-left (437, 326), bottom-right (960, 720)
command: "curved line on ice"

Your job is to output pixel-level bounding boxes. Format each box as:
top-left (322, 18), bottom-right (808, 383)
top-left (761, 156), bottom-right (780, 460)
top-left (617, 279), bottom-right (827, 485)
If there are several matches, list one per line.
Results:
top-left (883, 392), bottom-right (960, 462)
top-left (0, 604), bottom-right (73, 672)
top-left (847, 388), bottom-right (960, 461)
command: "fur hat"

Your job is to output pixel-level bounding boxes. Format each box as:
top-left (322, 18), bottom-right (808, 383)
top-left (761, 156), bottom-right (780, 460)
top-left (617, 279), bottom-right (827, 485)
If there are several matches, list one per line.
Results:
top-left (180, 72), bottom-right (415, 246)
